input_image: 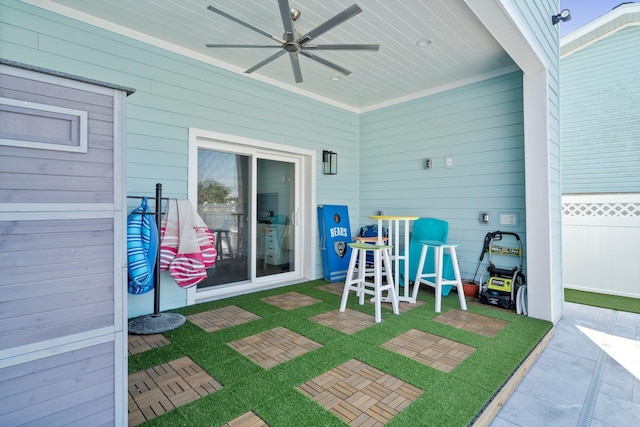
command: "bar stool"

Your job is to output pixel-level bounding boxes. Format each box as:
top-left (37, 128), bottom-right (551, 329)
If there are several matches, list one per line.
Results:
top-left (340, 242), bottom-right (399, 323)
top-left (412, 240), bottom-right (467, 312)
top-left (210, 229), bottom-right (233, 260)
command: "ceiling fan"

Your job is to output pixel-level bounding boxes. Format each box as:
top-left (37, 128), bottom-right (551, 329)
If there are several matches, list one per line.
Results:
top-left (205, 1), bottom-right (379, 83)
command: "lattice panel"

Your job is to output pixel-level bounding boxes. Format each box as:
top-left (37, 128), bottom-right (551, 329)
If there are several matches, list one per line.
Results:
top-left (562, 202), bottom-right (640, 217)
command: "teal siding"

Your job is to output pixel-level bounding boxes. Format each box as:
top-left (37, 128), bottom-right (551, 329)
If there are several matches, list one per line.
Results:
top-left (0, 0), bottom-right (358, 317)
top-left (359, 72), bottom-right (526, 279)
top-left (561, 25), bottom-right (640, 193)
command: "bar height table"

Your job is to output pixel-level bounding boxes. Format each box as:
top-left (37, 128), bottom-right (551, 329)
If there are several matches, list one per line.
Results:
top-left (369, 215), bottom-right (419, 302)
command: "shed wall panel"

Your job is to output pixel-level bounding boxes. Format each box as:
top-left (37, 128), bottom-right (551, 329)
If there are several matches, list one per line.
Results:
top-left (0, 70), bottom-right (115, 204)
top-left (0, 342), bottom-right (115, 426)
top-left (0, 218), bottom-right (114, 350)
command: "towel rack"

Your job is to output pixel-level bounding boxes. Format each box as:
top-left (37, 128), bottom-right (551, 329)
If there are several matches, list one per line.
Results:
top-left (127, 183), bottom-right (186, 334)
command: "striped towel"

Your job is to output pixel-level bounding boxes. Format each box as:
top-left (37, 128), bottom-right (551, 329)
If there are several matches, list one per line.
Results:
top-left (127, 197), bottom-right (158, 294)
top-left (160, 199), bottom-right (216, 288)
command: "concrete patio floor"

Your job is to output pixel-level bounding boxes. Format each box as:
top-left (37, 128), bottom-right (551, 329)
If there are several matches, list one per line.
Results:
top-left (490, 302), bottom-right (640, 427)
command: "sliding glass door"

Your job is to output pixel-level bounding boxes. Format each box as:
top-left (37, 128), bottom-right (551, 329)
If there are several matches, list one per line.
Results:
top-left (256, 158), bottom-right (296, 278)
top-left (196, 149), bottom-right (250, 287)
top-left (193, 144), bottom-right (301, 293)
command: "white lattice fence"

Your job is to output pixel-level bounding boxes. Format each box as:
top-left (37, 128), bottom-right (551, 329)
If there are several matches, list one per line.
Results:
top-left (562, 194), bottom-right (640, 298)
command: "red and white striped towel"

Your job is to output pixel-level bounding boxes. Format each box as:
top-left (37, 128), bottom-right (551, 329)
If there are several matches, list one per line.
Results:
top-left (160, 199), bottom-right (216, 288)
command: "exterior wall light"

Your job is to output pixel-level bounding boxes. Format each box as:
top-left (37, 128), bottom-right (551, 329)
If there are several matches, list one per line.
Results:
top-left (552, 9), bottom-right (571, 25)
top-left (322, 150), bottom-right (337, 175)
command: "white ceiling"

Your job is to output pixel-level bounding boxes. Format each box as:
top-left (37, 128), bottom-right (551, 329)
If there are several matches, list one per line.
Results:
top-left (38, 0), bottom-right (517, 112)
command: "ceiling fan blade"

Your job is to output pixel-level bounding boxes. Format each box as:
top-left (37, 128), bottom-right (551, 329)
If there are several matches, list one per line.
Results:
top-left (302, 44), bottom-right (379, 51)
top-left (277, 0), bottom-right (295, 42)
top-left (206, 5), bottom-right (284, 44)
top-left (289, 53), bottom-right (303, 83)
top-left (300, 51), bottom-right (351, 76)
top-left (205, 44), bottom-right (282, 48)
top-left (297, 4), bottom-right (362, 44)
top-left (245, 50), bottom-right (287, 74)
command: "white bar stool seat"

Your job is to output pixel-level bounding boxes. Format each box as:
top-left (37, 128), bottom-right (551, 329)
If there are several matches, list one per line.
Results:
top-left (412, 240), bottom-right (467, 312)
top-left (340, 242), bottom-right (399, 323)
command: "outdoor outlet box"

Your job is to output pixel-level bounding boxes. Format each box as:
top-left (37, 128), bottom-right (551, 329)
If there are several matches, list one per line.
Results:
top-left (377, 210), bottom-right (384, 216)
top-left (481, 212), bottom-right (490, 224)
top-left (500, 213), bottom-right (517, 225)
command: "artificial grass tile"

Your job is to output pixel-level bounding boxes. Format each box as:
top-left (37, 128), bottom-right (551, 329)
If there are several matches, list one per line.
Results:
top-left (268, 349), bottom-right (351, 385)
top-left (127, 344), bottom-right (185, 374)
top-left (394, 376), bottom-right (488, 427)
top-left (175, 387), bottom-right (254, 427)
top-left (140, 408), bottom-right (190, 427)
top-left (323, 334), bottom-right (378, 356)
top-left (564, 288), bottom-right (640, 314)
top-left (257, 388), bottom-right (346, 427)
top-left (188, 347), bottom-right (262, 385)
top-left (280, 318), bottom-right (349, 345)
top-left (357, 346), bottom-right (446, 389)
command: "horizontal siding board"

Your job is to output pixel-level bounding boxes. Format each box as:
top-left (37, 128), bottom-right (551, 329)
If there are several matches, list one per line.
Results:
top-left (0, 244), bottom-right (112, 269)
top-left (0, 154), bottom-right (113, 179)
top-left (0, 74), bottom-right (114, 113)
top-left (1, 273), bottom-right (112, 300)
top-left (0, 258), bottom-right (114, 286)
top-left (0, 354), bottom-right (112, 400)
top-left (0, 189), bottom-right (115, 203)
top-left (1, 286), bottom-right (113, 318)
top-left (46, 395), bottom-right (115, 427)
top-left (0, 308), bottom-right (113, 349)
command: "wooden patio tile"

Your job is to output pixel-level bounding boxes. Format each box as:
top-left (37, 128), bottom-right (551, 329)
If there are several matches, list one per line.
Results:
top-left (309, 309), bottom-right (376, 334)
top-left (261, 291), bottom-right (322, 310)
top-left (224, 411), bottom-right (269, 427)
top-left (381, 329), bottom-right (476, 373)
top-left (187, 305), bottom-right (261, 332)
top-left (228, 326), bottom-right (322, 369)
top-left (128, 356), bottom-right (222, 426)
top-left (128, 333), bottom-right (170, 355)
top-left (433, 309), bottom-right (509, 337)
top-left (298, 359), bottom-right (422, 426)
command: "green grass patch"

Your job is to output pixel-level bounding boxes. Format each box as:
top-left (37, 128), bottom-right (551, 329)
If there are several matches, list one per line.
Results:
top-left (564, 288), bottom-right (640, 314)
top-left (132, 280), bottom-right (552, 426)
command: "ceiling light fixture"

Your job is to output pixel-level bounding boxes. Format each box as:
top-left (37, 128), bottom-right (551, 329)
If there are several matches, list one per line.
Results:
top-left (330, 76), bottom-right (341, 81)
top-left (416, 38), bottom-right (432, 48)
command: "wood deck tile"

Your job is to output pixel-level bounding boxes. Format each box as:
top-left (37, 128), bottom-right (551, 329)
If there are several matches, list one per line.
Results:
top-left (261, 291), bottom-right (322, 310)
top-left (128, 333), bottom-right (170, 355)
top-left (381, 329), bottom-right (476, 373)
top-left (298, 359), bottom-right (422, 426)
top-left (309, 309), bottom-right (376, 334)
top-left (433, 309), bottom-right (509, 337)
top-left (187, 305), bottom-right (261, 332)
top-left (128, 356), bottom-right (222, 426)
top-left (224, 411), bottom-right (269, 427)
top-left (228, 326), bottom-right (322, 369)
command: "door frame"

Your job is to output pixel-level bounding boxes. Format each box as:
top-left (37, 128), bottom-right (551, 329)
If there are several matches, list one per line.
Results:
top-left (187, 128), bottom-right (317, 304)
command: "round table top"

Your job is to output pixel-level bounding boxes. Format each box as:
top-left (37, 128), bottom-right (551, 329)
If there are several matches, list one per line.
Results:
top-left (369, 215), bottom-right (419, 220)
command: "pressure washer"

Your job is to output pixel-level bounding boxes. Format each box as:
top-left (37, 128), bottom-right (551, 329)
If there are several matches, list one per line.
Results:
top-left (473, 231), bottom-right (526, 310)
